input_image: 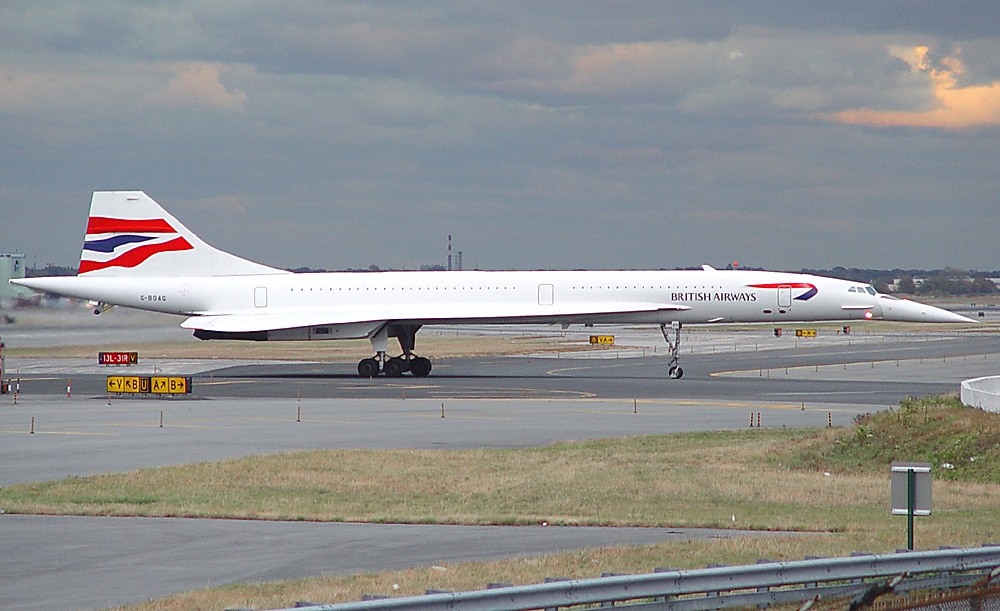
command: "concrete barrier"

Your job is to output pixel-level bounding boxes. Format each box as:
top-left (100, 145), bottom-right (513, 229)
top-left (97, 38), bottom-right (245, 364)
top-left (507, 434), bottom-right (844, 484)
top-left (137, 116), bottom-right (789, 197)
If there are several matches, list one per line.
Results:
top-left (960, 375), bottom-right (1000, 412)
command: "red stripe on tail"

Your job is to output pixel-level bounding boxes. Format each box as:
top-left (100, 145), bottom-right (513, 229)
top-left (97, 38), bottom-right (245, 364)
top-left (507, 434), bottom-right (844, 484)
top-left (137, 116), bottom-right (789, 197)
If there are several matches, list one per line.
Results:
top-left (79, 237), bottom-right (193, 274)
top-left (86, 217), bottom-right (176, 234)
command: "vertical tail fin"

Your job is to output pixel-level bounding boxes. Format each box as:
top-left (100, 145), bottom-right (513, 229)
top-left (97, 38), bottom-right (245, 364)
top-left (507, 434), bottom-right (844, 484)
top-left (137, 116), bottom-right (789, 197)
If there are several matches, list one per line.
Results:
top-left (79, 191), bottom-right (287, 277)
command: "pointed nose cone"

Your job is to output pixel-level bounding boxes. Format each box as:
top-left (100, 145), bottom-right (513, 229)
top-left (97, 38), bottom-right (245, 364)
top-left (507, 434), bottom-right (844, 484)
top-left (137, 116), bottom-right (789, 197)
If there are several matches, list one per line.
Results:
top-left (878, 296), bottom-right (975, 323)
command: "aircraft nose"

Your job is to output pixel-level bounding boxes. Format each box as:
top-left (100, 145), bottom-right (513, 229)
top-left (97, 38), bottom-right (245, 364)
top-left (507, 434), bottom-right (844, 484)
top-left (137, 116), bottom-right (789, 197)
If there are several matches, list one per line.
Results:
top-left (878, 296), bottom-right (974, 323)
top-left (868, 295), bottom-right (884, 319)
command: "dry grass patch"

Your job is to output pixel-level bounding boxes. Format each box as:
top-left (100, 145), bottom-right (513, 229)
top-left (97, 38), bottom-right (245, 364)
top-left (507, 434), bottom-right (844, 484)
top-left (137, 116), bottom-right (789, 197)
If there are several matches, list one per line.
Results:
top-left (4, 428), bottom-right (1000, 539)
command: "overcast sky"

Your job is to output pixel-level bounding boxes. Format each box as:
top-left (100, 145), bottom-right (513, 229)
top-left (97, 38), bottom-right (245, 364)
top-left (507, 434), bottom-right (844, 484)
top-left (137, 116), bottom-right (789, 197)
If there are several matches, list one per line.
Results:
top-left (2, 1), bottom-right (999, 272)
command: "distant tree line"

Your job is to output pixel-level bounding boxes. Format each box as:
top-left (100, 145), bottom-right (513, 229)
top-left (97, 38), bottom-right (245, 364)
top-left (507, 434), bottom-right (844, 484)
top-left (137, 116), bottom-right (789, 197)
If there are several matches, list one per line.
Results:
top-left (25, 264), bottom-right (77, 277)
top-left (802, 267), bottom-right (1000, 296)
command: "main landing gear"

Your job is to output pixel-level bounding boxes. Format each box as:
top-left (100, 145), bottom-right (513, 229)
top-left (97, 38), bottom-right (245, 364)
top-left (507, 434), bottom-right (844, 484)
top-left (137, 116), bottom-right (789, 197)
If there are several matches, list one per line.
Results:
top-left (357, 324), bottom-right (433, 378)
top-left (660, 321), bottom-right (684, 379)
top-left (357, 355), bottom-right (432, 378)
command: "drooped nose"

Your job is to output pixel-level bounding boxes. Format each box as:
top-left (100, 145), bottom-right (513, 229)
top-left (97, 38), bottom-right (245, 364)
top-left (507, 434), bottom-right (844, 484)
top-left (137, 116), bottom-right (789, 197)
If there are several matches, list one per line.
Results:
top-left (878, 295), bottom-right (975, 323)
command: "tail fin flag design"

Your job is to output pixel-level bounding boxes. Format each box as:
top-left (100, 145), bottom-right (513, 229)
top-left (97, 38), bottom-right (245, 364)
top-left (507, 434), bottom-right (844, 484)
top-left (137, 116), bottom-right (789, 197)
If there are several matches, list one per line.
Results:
top-left (78, 191), bottom-right (286, 278)
top-left (80, 216), bottom-right (194, 274)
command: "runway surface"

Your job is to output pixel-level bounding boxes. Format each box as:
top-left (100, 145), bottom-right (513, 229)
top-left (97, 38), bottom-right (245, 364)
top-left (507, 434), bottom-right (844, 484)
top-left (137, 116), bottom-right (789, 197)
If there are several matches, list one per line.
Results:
top-left (8, 334), bottom-right (1000, 405)
top-left (1, 324), bottom-right (999, 611)
top-left (2, 516), bottom-right (786, 611)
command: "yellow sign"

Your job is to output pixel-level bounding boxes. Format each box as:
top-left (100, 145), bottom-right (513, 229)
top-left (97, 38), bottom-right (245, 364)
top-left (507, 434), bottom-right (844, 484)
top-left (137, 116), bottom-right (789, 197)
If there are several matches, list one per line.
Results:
top-left (151, 377), bottom-right (190, 394)
top-left (107, 376), bottom-right (191, 394)
top-left (107, 376), bottom-right (146, 393)
top-left (589, 335), bottom-right (615, 345)
top-left (795, 329), bottom-right (817, 338)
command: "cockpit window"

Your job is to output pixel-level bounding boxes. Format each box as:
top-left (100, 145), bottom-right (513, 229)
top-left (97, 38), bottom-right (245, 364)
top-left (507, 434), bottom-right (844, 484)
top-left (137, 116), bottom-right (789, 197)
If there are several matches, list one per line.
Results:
top-left (848, 287), bottom-right (856, 293)
top-left (866, 286), bottom-right (877, 295)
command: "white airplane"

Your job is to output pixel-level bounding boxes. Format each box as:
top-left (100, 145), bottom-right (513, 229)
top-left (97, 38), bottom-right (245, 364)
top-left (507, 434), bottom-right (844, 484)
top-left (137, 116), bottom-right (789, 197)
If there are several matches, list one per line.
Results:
top-left (11, 191), bottom-right (972, 378)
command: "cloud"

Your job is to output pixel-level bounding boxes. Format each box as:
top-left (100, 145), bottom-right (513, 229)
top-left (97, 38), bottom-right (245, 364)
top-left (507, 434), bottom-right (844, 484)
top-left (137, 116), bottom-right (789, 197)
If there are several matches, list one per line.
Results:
top-left (819, 46), bottom-right (1000, 129)
top-left (144, 63), bottom-right (248, 111)
top-left (3, 5), bottom-right (1000, 271)
top-left (0, 68), bottom-right (53, 112)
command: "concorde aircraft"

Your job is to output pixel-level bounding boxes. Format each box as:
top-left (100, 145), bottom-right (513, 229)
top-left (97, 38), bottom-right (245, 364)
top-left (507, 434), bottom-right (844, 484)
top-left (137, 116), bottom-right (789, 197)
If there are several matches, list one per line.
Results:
top-left (11, 191), bottom-right (972, 378)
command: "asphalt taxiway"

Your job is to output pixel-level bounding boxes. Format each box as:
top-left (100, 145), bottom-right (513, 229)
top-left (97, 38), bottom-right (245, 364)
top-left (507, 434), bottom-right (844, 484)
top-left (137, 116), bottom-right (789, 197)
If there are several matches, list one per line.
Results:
top-left (2, 327), bottom-right (999, 611)
top-left (8, 333), bottom-right (1000, 404)
top-left (2, 517), bottom-right (789, 611)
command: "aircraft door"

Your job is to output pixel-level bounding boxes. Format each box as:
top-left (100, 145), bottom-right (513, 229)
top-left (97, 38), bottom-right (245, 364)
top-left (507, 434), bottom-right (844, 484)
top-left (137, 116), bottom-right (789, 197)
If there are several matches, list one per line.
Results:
top-left (254, 286), bottom-right (268, 308)
top-left (538, 284), bottom-right (554, 306)
top-left (777, 285), bottom-right (791, 308)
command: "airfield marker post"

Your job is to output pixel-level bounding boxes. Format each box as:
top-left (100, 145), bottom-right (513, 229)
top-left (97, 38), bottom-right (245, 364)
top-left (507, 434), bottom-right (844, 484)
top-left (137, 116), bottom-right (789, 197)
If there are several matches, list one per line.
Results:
top-left (908, 469), bottom-right (915, 550)
top-left (890, 462), bottom-right (931, 551)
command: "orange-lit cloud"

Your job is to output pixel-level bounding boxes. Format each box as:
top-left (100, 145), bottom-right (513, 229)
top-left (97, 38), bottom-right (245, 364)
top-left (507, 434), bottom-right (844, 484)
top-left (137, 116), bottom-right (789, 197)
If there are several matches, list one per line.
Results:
top-left (822, 47), bottom-right (1000, 129)
top-left (144, 63), bottom-right (248, 111)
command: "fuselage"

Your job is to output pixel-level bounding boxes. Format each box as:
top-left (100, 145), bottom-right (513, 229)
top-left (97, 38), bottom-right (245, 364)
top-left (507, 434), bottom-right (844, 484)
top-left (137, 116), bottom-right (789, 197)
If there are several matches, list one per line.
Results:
top-left (8, 190), bottom-right (973, 379)
top-left (16, 268), bottom-right (913, 332)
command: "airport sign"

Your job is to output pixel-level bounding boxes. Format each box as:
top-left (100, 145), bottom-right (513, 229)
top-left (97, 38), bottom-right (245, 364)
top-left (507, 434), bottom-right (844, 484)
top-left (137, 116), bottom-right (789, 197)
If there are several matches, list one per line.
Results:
top-left (107, 375), bottom-right (192, 395)
top-left (99, 351), bottom-right (139, 365)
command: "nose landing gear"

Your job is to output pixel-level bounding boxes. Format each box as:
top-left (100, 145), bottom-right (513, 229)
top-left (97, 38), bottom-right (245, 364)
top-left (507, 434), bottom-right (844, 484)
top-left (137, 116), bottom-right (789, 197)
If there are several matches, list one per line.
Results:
top-left (660, 321), bottom-right (684, 379)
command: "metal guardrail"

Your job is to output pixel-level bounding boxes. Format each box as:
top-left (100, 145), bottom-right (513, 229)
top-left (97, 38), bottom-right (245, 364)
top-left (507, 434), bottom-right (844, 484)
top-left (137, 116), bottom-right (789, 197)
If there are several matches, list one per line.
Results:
top-left (266, 546), bottom-right (1000, 611)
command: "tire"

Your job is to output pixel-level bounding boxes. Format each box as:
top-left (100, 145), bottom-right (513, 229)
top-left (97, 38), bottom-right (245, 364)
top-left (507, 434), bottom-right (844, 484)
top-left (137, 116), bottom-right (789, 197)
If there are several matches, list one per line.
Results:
top-left (384, 357), bottom-right (407, 377)
top-left (668, 366), bottom-right (684, 379)
top-left (410, 357), bottom-right (432, 377)
top-left (357, 358), bottom-right (380, 377)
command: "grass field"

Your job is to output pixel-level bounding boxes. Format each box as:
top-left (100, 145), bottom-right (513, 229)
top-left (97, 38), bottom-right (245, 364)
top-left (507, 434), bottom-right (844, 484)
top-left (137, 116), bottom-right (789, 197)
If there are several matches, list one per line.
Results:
top-left (3, 396), bottom-right (1000, 611)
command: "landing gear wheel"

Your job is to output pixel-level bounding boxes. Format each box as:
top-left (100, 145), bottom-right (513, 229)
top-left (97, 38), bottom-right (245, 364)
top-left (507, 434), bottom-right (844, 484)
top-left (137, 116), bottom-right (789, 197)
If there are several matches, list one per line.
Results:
top-left (384, 357), bottom-right (408, 377)
top-left (358, 358), bottom-right (380, 378)
top-left (660, 322), bottom-right (684, 380)
top-left (410, 357), bottom-right (432, 377)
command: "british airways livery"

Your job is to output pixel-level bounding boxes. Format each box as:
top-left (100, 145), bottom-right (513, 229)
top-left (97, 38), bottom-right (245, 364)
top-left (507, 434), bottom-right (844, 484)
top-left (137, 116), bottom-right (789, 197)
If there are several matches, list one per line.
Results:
top-left (80, 216), bottom-right (194, 274)
top-left (11, 191), bottom-right (972, 378)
